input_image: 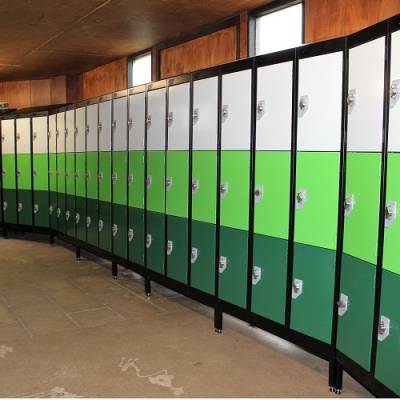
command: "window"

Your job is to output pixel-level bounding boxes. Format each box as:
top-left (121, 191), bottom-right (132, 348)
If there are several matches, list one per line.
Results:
top-left (254, 2), bottom-right (303, 56)
top-left (130, 52), bottom-right (152, 87)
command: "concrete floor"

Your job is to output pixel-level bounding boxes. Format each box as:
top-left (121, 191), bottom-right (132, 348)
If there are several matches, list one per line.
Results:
top-left (0, 234), bottom-right (372, 398)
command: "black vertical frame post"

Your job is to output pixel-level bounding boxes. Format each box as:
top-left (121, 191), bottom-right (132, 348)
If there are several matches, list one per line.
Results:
top-left (144, 85), bottom-right (151, 295)
top-left (14, 117), bottom-right (19, 226)
top-left (0, 118), bottom-right (3, 231)
top-left (30, 115), bottom-right (34, 227)
top-left (164, 82), bottom-right (169, 277)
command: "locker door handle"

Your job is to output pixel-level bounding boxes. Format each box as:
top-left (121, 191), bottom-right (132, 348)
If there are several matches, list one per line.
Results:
top-left (222, 105), bottom-right (229, 122)
top-left (33, 204), bottom-right (39, 214)
top-left (65, 129), bottom-right (69, 137)
top-left (146, 115), bottom-right (152, 125)
top-left (385, 201), bottom-right (397, 228)
top-left (166, 240), bottom-right (173, 255)
top-left (337, 293), bottom-right (349, 316)
top-left (347, 89), bottom-right (356, 111)
top-left (220, 182), bottom-right (228, 198)
top-left (75, 213), bottom-right (80, 224)
top-left (65, 210), bottom-right (70, 221)
top-left (192, 179), bottom-right (199, 194)
top-left (128, 228), bottom-right (134, 242)
top-left (191, 247), bottom-right (199, 264)
top-left (74, 127), bottom-right (78, 137)
top-left (254, 185), bottom-right (264, 203)
top-left (166, 176), bottom-right (173, 191)
top-left (98, 172), bottom-right (103, 181)
top-left (295, 189), bottom-right (307, 209)
top-left (3, 201), bottom-right (7, 211)
top-left (219, 256), bottom-right (228, 273)
top-left (378, 316), bottom-right (390, 342)
top-left (16, 132), bottom-right (20, 141)
top-left (75, 171), bottom-right (79, 178)
top-left (252, 266), bottom-right (262, 285)
top-left (112, 224), bottom-right (118, 237)
top-left (146, 176), bottom-right (152, 189)
top-left (17, 202), bottom-right (23, 213)
top-left (128, 118), bottom-right (133, 128)
top-left (167, 111), bottom-right (173, 126)
top-left (33, 132), bottom-right (37, 140)
top-left (85, 126), bottom-right (90, 135)
top-left (33, 169), bottom-right (37, 177)
top-left (1, 134), bottom-right (5, 142)
top-left (16, 169), bottom-right (21, 177)
top-left (56, 208), bottom-right (61, 218)
top-left (86, 216), bottom-right (91, 228)
top-left (390, 79), bottom-right (400, 101)
top-left (56, 130), bottom-right (60, 138)
top-left (98, 123), bottom-right (102, 132)
top-left (85, 171), bottom-right (91, 181)
top-left (48, 131), bottom-right (51, 138)
top-left (128, 174), bottom-right (134, 186)
top-left (292, 278), bottom-right (303, 299)
top-left (1, 170), bottom-right (5, 176)
top-left (298, 95), bottom-right (309, 114)
top-left (146, 234), bottom-right (152, 248)
top-left (257, 100), bottom-right (265, 120)
top-left (49, 205), bottom-right (54, 215)
top-left (112, 172), bottom-right (118, 184)
top-left (344, 194), bottom-right (355, 217)
top-left (193, 108), bottom-right (199, 124)
top-left (112, 121), bottom-right (117, 130)
top-left (98, 219), bottom-right (104, 232)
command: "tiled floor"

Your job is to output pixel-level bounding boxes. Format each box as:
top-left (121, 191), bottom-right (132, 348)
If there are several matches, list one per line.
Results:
top-left (0, 234), bottom-right (371, 398)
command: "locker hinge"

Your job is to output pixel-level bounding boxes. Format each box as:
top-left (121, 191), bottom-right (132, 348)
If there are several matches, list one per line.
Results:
top-left (75, 213), bottom-right (80, 224)
top-left (86, 216), bottom-right (91, 228)
top-left (3, 201), bottom-right (7, 211)
top-left (378, 316), bottom-right (390, 342)
top-left (167, 111), bottom-right (173, 126)
top-left (166, 240), bottom-right (173, 255)
top-left (112, 172), bottom-right (118, 184)
top-left (128, 174), bottom-right (134, 186)
top-left (252, 266), bottom-right (262, 285)
top-left (347, 89), bottom-right (356, 112)
top-left (219, 256), bottom-right (228, 273)
top-left (17, 202), bottom-right (23, 213)
top-left (257, 100), bottom-right (265, 120)
top-left (98, 219), bottom-right (104, 232)
top-left (191, 247), bottom-right (199, 264)
top-left (254, 185), bottom-right (264, 203)
top-left (385, 201), bottom-right (397, 228)
top-left (337, 293), bottom-right (349, 316)
top-left (292, 278), bottom-right (303, 299)
top-left (220, 182), bottom-right (229, 198)
top-left (128, 228), bottom-right (134, 242)
top-left (390, 79), bottom-right (400, 103)
top-left (192, 179), bottom-right (199, 194)
top-left (344, 194), bottom-right (355, 217)
top-left (33, 204), bottom-right (39, 214)
top-left (222, 104), bottom-right (229, 122)
top-left (146, 175), bottom-right (152, 189)
top-left (112, 224), bottom-right (118, 237)
top-left (295, 189), bottom-right (307, 209)
top-left (165, 176), bottom-right (173, 191)
top-left (298, 95), bottom-right (309, 115)
top-left (193, 108), bottom-right (199, 124)
top-left (146, 234), bottom-right (152, 248)
top-left (65, 210), bottom-right (70, 221)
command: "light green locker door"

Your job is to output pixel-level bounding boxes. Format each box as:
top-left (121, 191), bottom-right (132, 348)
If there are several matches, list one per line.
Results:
top-left (337, 36), bottom-right (385, 371)
top-left (56, 111), bottom-right (66, 233)
top-left (291, 50), bottom-right (343, 343)
top-left (32, 115), bottom-right (49, 227)
top-left (16, 117), bottom-right (32, 226)
top-left (218, 68), bottom-right (252, 308)
top-left (251, 60), bottom-right (293, 325)
top-left (65, 109), bottom-right (75, 237)
top-left (49, 114), bottom-right (57, 230)
top-left (166, 81), bottom-right (190, 283)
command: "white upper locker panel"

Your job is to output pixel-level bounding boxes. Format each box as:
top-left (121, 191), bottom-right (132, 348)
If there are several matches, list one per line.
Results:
top-left (56, 112), bottom-right (65, 154)
top-left (297, 51), bottom-right (343, 151)
top-left (49, 114), bottom-right (57, 153)
top-left (66, 110), bottom-right (75, 153)
top-left (221, 69), bottom-right (252, 150)
top-left (388, 30), bottom-right (400, 151)
top-left (347, 37), bottom-right (385, 152)
top-left (256, 61), bottom-right (293, 151)
top-left (147, 88), bottom-right (166, 150)
top-left (75, 107), bottom-right (86, 153)
top-left (113, 96), bottom-right (127, 151)
top-left (193, 76), bottom-right (218, 150)
top-left (129, 92), bottom-right (145, 151)
top-left (32, 116), bottom-right (48, 154)
top-left (168, 82), bottom-right (190, 150)
top-left (1, 119), bottom-right (15, 154)
top-left (86, 104), bottom-right (98, 152)
top-left (16, 118), bottom-right (31, 154)
top-left (99, 100), bottom-right (112, 152)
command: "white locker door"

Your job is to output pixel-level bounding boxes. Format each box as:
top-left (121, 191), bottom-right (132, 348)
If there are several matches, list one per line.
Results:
top-left (297, 52), bottom-right (343, 151)
top-left (256, 62), bottom-right (293, 151)
top-left (57, 112), bottom-right (65, 154)
top-left (99, 100), bottom-right (112, 152)
top-left (193, 77), bottom-right (218, 151)
top-left (221, 69), bottom-right (252, 150)
top-left (113, 96), bottom-right (127, 151)
top-left (16, 118), bottom-right (31, 154)
top-left (75, 107), bottom-right (86, 153)
top-left (347, 37), bottom-right (386, 152)
top-left (49, 115), bottom-right (57, 153)
top-left (1, 120), bottom-right (15, 154)
top-left (388, 30), bottom-right (400, 151)
top-left (168, 83), bottom-right (190, 150)
top-left (86, 104), bottom-right (98, 152)
top-left (147, 88), bottom-right (166, 150)
top-left (66, 110), bottom-right (75, 153)
top-left (32, 117), bottom-right (48, 154)
top-left (129, 92), bottom-right (145, 151)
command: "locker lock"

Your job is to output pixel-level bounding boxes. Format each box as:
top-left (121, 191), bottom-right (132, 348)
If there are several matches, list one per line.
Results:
top-left (112, 224), bottom-right (118, 237)
top-left (85, 126), bottom-right (90, 135)
top-left (254, 185), bottom-right (264, 203)
top-left (56, 130), bottom-right (60, 138)
top-left (75, 213), bottom-right (80, 224)
top-left (347, 89), bottom-right (356, 112)
top-left (292, 278), bottom-right (303, 299)
top-left (257, 100), bottom-right (265, 120)
top-left (192, 108), bottom-right (200, 124)
top-left (219, 256), bottom-right (228, 274)
top-left (146, 115), bottom-right (152, 125)
top-left (86, 216), bottom-right (91, 228)
top-left (385, 201), bottom-right (397, 228)
top-left (128, 118), bottom-right (133, 128)
top-left (146, 175), bottom-right (152, 189)
top-left (112, 172), bottom-right (118, 184)
top-left (65, 210), bottom-right (70, 221)
top-left (337, 293), bottom-right (349, 316)
top-left (56, 208), bottom-right (61, 218)
top-left (1, 169), bottom-right (5, 176)
top-left (344, 194), bottom-right (355, 217)
top-left (17, 202), bottom-right (23, 213)
top-left (33, 132), bottom-right (37, 141)
top-left (85, 171), bottom-right (91, 181)
top-left (165, 176), bottom-right (173, 191)
top-left (128, 228), bottom-right (134, 242)
top-left (378, 315), bottom-right (390, 342)
top-left (220, 182), bottom-right (229, 198)
top-left (16, 169), bottom-right (21, 177)
top-left (167, 111), bottom-right (173, 126)
top-left (298, 95), bottom-right (309, 115)
top-left (191, 247), bottom-right (199, 264)
top-left (74, 127), bottom-right (78, 137)
top-left (252, 266), bottom-right (262, 285)
top-left (16, 132), bottom-right (21, 141)
top-left (33, 169), bottom-right (37, 177)
top-left (65, 128), bottom-right (68, 136)
top-left (146, 234), bottom-right (152, 248)
top-left (98, 122), bottom-right (102, 132)
top-left (98, 219), bottom-right (104, 232)
top-left (390, 79), bottom-right (400, 101)
top-left (49, 205), bottom-right (54, 215)
top-left (1, 134), bottom-right (5, 142)
top-left (222, 105), bottom-right (229, 122)
top-left (74, 171), bottom-right (79, 178)
top-left (128, 174), bottom-right (134, 186)
top-left (98, 172), bottom-right (103, 181)
top-left (33, 204), bottom-right (39, 215)
top-left (166, 240), bottom-right (173, 255)
top-left (3, 201), bottom-right (7, 211)
top-left (48, 131), bottom-right (51, 139)
top-left (112, 121), bottom-right (117, 130)
top-left (192, 179), bottom-right (199, 194)
top-left (295, 189), bottom-right (307, 209)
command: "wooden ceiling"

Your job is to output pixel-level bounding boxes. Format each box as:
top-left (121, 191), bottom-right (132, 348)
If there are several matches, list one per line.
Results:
top-left (0, 0), bottom-right (270, 81)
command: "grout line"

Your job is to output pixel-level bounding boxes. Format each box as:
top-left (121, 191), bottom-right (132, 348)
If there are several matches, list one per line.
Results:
top-left (66, 306), bottom-right (108, 315)
top-left (103, 304), bottom-right (127, 321)
top-left (13, 315), bottom-right (34, 339)
top-left (63, 311), bottom-right (82, 328)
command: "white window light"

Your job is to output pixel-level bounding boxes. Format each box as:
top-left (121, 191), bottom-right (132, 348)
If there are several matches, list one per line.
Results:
top-left (256, 3), bottom-right (303, 56)
top-left (131, 52), bottom-right (152, 86)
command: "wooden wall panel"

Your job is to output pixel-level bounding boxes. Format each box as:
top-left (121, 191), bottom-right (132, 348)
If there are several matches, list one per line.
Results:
top-left (0, 80), bottom-right (31, 109)
top-left (160, 26), bottom-right (238, 79)
top-left (305, 0), bottom-right (400, 43)
top-left (50, 76), bottom-right (67, 105)
top-left (30, 79), bottom-right (51, 107)
top-left (82, 58), bottom-right (127, 100)
top-left (239, 12), bottom-right (249, 59)
top-left (66, 74), bottom-right (83, 104)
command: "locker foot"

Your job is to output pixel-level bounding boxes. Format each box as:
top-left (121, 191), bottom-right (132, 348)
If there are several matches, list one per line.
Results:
top-left (112, 262), bottom-right (118, 280)
top-left (145, 278), bottom-right (151, 297)
top-left (215, 328), bottom-right (223, 335)
top-left (76, 246), bottom-right (81, 262)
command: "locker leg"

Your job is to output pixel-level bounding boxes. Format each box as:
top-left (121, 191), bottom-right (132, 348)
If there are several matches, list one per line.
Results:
top-left (145, 277), bottom-right (152, 297)
top-left (3, 226), bottom-right (7, 239)
top-left (214, 303), bottom-right (223, 334)
top-left (49, 231), bottom-right (55, 245)
top-left (329, 359), bottom-right (343, 395)
top-left (112, 262), bottom-right (118, 280)
top-left (76, 246), bottom-right (81, 261)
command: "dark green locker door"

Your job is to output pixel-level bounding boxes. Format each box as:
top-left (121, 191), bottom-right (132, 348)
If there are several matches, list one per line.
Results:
top-left (146, 87), bottom-right (166, 274)
top-left (49, 114), bottom-right (57, 230)
top-left (166, 82), bottom-right (190, 283)
top-left (112, 94), bottom-right (128, 259)
top-left (16, 118), bottom-right (32, 226)
top-left (98, 99), bottom-right (112, 252)
top-left (1, 119), bottom-right (17, 224)
top-left (128, 91), bottom-right (145, 266)
top-left (337, 36), bottom-right (385, 371)
top-left (86, 103), bottom-right (99, 247)
top-left (218, 68), bottom-right (252, 308)
top-left (32, 116), bottom-right (49, 227)
top-left (65, 109), bottom-right (76, 237)
top-left (251, 60), bottom-right (293, 324)
top-left (56, 112), bottom-right (66, 234)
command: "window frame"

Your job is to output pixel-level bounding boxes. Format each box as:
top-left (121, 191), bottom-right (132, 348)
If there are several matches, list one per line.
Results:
top-left (127, 49), bottom-right (153, 88)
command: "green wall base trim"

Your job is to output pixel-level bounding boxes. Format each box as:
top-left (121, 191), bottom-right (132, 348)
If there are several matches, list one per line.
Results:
top-left (146, 210), bottom-right (165, 274)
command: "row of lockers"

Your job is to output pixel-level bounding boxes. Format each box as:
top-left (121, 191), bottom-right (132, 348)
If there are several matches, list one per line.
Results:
top-left (1, 24), bottom-right (400, 396)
